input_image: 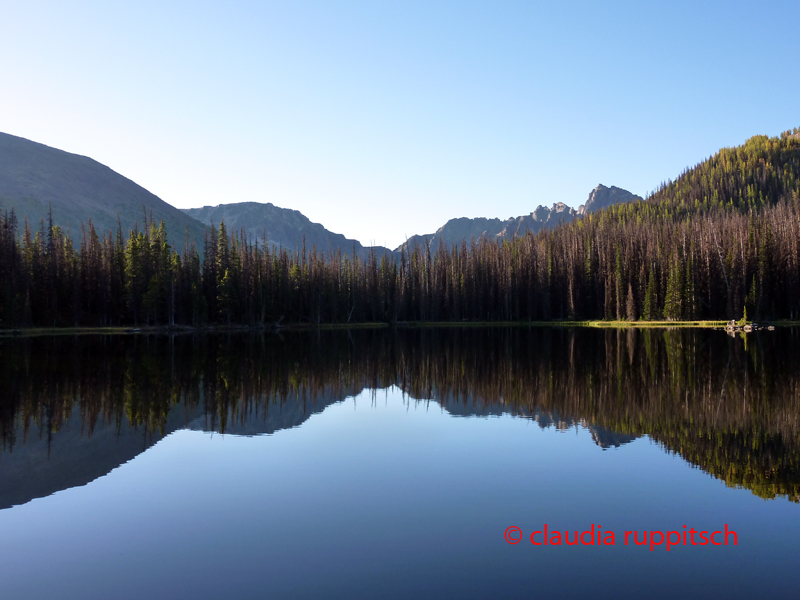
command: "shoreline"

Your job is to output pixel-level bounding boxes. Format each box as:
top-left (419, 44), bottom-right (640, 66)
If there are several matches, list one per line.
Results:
top-left (2, 320), bottom-right (798, 338)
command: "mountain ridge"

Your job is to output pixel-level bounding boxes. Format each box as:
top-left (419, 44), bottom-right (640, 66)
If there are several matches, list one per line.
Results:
top-left (183, 184), bottom-right (642, 259)
top-left (395, 184), bottom-right (642, 253)
top-left (182, 201), bottom-right (396, 261)
top-left (0, 132), bottom-right (207, 249)
top-left (1, 131), bottom-right (641, 261)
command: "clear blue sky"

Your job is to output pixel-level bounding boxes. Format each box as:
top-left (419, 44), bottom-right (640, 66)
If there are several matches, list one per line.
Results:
top-left (2, 1), bottom-right (798, 248)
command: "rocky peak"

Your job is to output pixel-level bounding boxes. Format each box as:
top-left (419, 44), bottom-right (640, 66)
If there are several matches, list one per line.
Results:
top-left (532, 205), bottom-right (551, 221)
top-left (577, 184), bottom-right (642, 215)
top-left (395, 184), bottom-right (640, 253)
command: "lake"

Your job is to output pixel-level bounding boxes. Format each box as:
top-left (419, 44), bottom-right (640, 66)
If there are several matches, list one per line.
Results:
top-left (0, 327), bottom-right (798, 599)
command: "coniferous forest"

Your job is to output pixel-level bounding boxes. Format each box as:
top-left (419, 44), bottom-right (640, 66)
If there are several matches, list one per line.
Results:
top-left (1, 129), bottom-right (799, 328)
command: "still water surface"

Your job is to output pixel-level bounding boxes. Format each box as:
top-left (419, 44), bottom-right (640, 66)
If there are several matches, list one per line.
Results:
top-left (0, 328), bottom-right (798, 598)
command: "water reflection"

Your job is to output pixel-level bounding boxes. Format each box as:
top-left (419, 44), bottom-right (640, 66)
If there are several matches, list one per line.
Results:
top-left (1, 327), bottom-right (799, 507)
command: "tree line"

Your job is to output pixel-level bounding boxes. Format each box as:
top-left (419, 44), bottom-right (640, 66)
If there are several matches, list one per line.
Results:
top-left (1, 129), bottom-right (799, 327)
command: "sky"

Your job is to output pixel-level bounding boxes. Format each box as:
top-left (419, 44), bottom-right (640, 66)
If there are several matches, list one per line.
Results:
top-left (1, 1), bottom-right (799, 249)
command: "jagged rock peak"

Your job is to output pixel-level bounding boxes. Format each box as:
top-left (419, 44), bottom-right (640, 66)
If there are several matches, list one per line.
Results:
top-left (394, 184), bottom-right (640, 253)
top-left (577, 184), bottom-right (642, 215)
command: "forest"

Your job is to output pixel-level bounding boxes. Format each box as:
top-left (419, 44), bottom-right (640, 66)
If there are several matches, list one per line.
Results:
top-left (1, 128), bottom-right (799, 327)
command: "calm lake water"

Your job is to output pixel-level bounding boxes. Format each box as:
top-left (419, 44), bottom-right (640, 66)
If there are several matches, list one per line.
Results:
top-left (1, 328), bottom-right (799, 599)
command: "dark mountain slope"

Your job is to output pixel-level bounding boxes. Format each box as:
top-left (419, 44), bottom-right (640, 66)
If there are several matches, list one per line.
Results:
top-left (0, 399), bottom-right (203, 510)
top-left (0, 132), bottom-right (207, 249)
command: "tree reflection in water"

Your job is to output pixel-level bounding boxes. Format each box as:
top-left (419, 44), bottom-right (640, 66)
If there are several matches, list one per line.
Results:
top-left (1, 327), bottom-right (798, 503)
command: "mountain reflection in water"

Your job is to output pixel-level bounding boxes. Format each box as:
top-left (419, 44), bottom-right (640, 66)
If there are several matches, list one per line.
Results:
top-left (1, 327), bottom-right (799, 509)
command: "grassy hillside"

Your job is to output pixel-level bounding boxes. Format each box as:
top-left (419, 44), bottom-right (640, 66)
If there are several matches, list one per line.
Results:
top-left (0, 132), bottom-right (207, 250)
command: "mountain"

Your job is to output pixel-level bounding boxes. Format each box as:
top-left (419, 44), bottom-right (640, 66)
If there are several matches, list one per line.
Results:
top-left (396, 184), bottom-right (641, 253)
top-left (183, 186), bottom-right (640, 261)
top-left (0, 132), bottom-right (207, 249)
top-left (578, 184), bottom-right (642, 215)
top-left (0, 398), bottom-right (202, 510)
top-left (0, 388), bottom-right (632, 509)
top-left (182, 201), bottom-right (395, 260)
top-left (0, 384), bottom-right (358, 510)
top-left (0, 131), bottom-right (638, 262)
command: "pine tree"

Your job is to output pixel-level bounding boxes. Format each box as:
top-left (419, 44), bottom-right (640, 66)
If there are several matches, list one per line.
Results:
top-left (615, 246), bottom-right (624, 320)
top-left (664, 259), bottom-right (684, 321)
top-left (684, 253), bottom-right (697, 320)
top-left (643, 265), bottom-right (658, 321)
top-left (626, 282), bottom-right (637, 321)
